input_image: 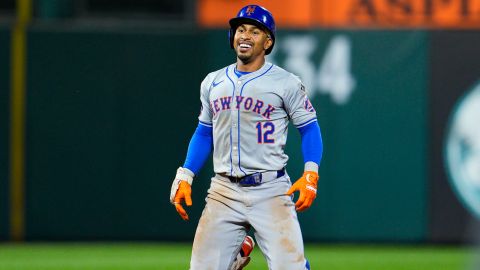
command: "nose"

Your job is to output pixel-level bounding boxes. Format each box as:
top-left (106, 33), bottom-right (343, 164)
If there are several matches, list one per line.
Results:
top-left (240, 31), bottom-right (252, 40)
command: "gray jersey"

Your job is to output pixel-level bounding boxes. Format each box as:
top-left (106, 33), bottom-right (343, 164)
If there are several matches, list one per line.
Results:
top-left (198, 62), bottom-right (317, 177)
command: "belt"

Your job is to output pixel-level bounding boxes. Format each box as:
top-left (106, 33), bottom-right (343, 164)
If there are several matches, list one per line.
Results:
top-left (221, 169), bottom-right (285, 186)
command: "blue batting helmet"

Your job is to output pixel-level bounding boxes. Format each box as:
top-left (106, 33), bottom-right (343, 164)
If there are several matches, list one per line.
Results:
top-left (229, 5), bottom-right (276, 55)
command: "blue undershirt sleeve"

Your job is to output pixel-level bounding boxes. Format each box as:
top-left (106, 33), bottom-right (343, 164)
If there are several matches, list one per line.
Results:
top-left (297, 120), bottom-right (323, 166)
top-left (183, 123), bottom-right (213, 175)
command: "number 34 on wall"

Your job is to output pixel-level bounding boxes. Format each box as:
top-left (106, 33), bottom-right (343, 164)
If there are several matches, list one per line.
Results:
top-left (268, 35), bottom-right (356, 105)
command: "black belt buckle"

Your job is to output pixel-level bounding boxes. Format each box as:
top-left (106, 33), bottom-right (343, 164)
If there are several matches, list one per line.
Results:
top-left (229, 172), bottom-right (262, 186)
top-left (241, 172), bottom-right (262, 186)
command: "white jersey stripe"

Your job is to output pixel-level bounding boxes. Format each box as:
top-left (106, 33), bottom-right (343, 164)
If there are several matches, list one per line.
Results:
top-left (199, 121), bottom-right (212, 128)
top-left (295, 118), bottom-right (317, 129)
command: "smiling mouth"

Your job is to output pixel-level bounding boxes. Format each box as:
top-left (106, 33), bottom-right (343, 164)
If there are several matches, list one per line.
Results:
top-left (238, 43), bottom-right (252, 52)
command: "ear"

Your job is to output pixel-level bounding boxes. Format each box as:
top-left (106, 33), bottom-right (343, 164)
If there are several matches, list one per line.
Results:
top-left (264, 38), bottom-right (273, 51)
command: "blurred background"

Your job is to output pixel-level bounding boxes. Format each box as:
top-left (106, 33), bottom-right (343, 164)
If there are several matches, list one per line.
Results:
top-left (2, 0), bottom-right (480, 269)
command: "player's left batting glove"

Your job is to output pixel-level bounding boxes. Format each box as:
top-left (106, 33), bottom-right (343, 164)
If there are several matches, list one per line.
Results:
top-left (170, 167), bottom-right (193, 221)
top-left (286, 171), bottom-right (319, 212)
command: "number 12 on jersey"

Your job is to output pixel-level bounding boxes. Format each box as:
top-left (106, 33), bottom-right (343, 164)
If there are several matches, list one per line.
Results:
top-left (256, 121), bottom-right (275, 144)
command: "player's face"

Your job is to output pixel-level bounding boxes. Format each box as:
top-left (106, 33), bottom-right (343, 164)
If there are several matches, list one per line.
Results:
top-left (233, 24), bottom-right (273, 63)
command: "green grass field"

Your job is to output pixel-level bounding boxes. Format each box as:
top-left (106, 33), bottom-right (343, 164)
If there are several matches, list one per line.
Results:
top-left (0, 242), bottom-right (477, 270)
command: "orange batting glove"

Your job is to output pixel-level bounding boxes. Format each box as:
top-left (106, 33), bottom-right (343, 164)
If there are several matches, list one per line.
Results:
top-left (173, 181), bottom-right (192, 220)
top-left (286, 171), bottom-right (319, 212)
top-left (170, 167), bottom-right (194, 221)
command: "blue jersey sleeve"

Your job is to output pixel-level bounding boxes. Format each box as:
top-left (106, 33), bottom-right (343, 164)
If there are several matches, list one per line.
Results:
top-left (183, 122), bottom-right (213, 175)
top-left (297, 120), bottom-right (323, 166)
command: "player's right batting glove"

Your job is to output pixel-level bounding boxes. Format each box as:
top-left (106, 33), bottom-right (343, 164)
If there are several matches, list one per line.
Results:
top-left (286, 171), bottom-right (319, 212)
top-left (170, 167), bottom-right (194, 221)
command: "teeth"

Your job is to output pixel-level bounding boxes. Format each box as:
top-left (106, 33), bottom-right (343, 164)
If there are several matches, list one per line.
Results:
top-left (240, 44), bottom-right (252, 48)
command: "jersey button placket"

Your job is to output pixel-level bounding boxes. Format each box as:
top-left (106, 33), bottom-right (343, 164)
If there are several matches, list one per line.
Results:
top-left (230, 82), bottom-right (240, 176)
top-left (235, 80), bottom-right (242, 176)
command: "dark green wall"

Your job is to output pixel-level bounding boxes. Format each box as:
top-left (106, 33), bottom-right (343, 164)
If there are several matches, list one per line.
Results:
top-left (25, 29), bottom-right (212, 240)
top-left (11, 27), bottom-right (428, 241)
top-left (315, 31), bottom-right (427, 241)
top-left (0, 27), bottom-right (10, 240)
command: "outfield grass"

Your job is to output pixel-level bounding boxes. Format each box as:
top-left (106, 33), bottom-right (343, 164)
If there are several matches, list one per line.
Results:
top-left (0, 242), bottom-right (477, 270)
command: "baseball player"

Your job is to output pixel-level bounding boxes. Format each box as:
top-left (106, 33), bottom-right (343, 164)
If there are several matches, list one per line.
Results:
top-left (169, 4), bottom-right (323, 270)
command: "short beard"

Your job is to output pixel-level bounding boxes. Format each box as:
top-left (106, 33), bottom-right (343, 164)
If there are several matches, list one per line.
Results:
top-left (237, 52), bottom-right (252, 64)
top-left (238, 55), bottom-right (251, 64)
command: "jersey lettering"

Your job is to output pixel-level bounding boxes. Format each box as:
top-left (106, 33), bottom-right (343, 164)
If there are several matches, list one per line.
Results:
top-left (212, 99), bottom-right (221, 114)
top-left (252, 100), bottom-right (264, 114)
top-left (261, 104), bottom-right (275, 119)
top-left (211, 95), bottom-right (274, 119)
top-left (235, 96), bottom-right (245, 109)
top-left (244, 97), bottom-right (253, 110)
top-left (220, 96), bottom-right (232, 110)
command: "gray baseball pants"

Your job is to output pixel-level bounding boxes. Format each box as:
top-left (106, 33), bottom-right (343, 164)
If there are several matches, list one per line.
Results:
top-left (189, 173), bottom-right (309, 270)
